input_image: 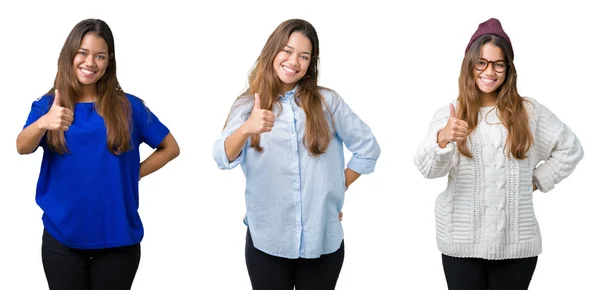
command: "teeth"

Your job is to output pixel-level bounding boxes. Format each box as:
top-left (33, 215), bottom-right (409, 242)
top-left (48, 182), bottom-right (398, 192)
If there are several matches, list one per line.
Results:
top-left (282, 66), bottom-right (296, 73)
top-left (480, 78), bottom-right (495, 85)
top-left (81, 68), bottom-right (95, 75)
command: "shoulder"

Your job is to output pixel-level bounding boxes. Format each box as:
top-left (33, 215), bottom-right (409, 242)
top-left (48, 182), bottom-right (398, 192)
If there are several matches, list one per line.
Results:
top-left (34, 94), bottom-right (53, 105)
top-left (521, 96), bottom-right (552, 122)
top-left (30, 94), bottom-right (54, 112)
top-left (124, 93), bottom-right (145, 109)
top-left (318, 87), bottom-right (343, 108)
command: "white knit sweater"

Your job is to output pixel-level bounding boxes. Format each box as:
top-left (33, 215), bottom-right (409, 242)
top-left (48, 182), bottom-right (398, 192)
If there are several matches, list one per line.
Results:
top-left (414, 98), bottom-right (584, 260)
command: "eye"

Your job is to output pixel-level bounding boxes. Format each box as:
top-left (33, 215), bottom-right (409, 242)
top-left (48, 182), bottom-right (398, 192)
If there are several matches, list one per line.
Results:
top-left (283, 50), bottom-right (292, 54)
top-left (78, 51), bottom-right (87, 56)
top-left (96, 55), bottom-right (106, 60)
top-left (495, 62), bottom-right (505, 68)
top-left (301, 55), bottom-right (310, 61)
top-left (477, 60), bottom-right (486, 66)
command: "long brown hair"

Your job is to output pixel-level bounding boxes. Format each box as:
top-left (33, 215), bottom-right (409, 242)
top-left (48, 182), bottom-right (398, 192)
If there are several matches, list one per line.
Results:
top-left (226, 19), bottom-right (332, 155)
top-left (47, 18), bottom-right (132, 155)
top-left (456, 34), bottom-right (533, 159)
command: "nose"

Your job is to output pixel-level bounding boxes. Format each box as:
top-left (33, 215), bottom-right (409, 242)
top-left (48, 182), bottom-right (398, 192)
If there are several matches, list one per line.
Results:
top-left (85, 54), bottom-right (95, 67)
top-left (288, 54), bottom-right (299, 66)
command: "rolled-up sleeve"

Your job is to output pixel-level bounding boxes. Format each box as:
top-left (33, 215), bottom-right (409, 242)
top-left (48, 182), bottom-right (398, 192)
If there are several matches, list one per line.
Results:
top-left (213, 98), bottom-right (252, 170)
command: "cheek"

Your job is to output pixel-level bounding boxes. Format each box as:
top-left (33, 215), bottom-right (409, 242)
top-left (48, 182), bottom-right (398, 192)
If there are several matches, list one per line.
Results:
top-left (73, 56), bottom-right (84, 67)
top-left (472, 69), bottom-right (479, 81)
top-left (273, 53), bottom-right (285, 66)
top-left (300, 60), bottom-right (310, 75)
top-left (498, 74), bottom-right (507, 85)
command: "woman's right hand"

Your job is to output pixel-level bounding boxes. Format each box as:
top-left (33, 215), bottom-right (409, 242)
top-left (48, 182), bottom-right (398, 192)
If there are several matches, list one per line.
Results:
top-left (437, 103), bottom-right (468, 148)
top-left (41, 90), bottom-right (74, 131)
top-left (242, 93), bottom-right (275, 134)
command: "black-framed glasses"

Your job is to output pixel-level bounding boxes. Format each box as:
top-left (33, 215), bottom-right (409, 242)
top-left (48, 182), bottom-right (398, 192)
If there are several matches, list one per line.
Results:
top-left (474, 58), bottom-right (509, 73)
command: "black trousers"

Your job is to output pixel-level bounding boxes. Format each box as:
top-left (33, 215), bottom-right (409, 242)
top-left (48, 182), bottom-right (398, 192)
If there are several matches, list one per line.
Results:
top-left (41, 229), bottom-right (141, 290)
top-left (245, 230), bottom-right (345, 290)
top-left (442, 254), bottom-right (538, 290)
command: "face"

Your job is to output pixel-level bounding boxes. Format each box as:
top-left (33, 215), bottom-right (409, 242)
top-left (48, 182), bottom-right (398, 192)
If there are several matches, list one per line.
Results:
top-left (73, 32), bottom-right (109, 87)
top-left (472, 42), bottom-right (507, 96)
top-left (273, 31), bottom-right (312, 92)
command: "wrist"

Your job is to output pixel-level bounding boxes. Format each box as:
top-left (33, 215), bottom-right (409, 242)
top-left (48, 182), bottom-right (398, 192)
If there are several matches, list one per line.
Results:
top-left (240, 121), bottom-right (252, 136)
top-left (37, 115), bottom-right (49, 130)
top-left (437, 130), bottom-right (449, 148)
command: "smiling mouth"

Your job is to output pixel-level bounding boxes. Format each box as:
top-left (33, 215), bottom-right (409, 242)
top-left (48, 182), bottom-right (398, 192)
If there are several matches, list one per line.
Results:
top-left (79, 68), bottom-right (97, 77)
top-left (480, 77), bottom-right (496, 85)
top-left (282, 65), bottom-right (298, 75)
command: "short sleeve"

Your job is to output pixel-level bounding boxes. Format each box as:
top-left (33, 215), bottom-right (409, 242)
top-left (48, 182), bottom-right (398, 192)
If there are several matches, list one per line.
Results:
top-left (129, 95), bottom-right (170, 149)
top-left (24, 95), bottom-right (52, 129)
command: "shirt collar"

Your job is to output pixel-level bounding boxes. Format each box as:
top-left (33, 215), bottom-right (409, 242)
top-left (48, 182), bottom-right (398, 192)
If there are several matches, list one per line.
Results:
top-left (280, 85), bottom-right (298, 100)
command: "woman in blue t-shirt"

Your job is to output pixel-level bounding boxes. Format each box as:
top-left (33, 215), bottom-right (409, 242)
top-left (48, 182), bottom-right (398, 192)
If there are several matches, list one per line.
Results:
top-left (16, 19), bottom-right (180, 290)
top-left (213, 19), bottom-right (380, 290)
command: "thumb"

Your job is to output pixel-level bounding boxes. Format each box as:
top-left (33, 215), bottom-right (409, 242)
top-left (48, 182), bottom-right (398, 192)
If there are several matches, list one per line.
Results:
top-left (53, 89), bottom-right (61, 107)
top-left (253, 93), bottom-right (261, 111)
top-left (449, 103), bottom-right (457, 119)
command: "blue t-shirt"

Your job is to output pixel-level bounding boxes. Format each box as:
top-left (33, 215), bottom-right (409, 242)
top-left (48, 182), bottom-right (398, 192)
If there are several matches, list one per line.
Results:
top-left (24, 93), bottom-right (169, 249)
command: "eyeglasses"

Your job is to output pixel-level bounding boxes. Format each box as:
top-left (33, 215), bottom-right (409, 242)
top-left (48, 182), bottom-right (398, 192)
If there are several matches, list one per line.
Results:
top-left (474, 58), bottom-right (509, 73)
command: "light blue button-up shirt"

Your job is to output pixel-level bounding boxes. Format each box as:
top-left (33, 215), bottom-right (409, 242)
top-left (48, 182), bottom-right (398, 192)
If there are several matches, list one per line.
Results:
top-left (213, 87), bottom-right (380, 259)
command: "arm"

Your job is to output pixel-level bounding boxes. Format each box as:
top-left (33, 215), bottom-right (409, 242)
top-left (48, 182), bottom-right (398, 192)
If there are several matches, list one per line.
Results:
top-left (213, 94), bottom-right (273, 169)
top-left (344, 168), bottom-right (361, 189)
top-left (140, 133), bottom-right (180, 179)
top-left (532, 104), bottom-right (584, 192)
top-left (224, 125), bottom-right (251, 162)
top-left (17, 119), bottom-right (48, 155)
top-left (328, 91), bottom-right (381, 183)
top-left (16, 91), bottom-right (73, 154)
top-left (413, 104), bottom-right (458, 179)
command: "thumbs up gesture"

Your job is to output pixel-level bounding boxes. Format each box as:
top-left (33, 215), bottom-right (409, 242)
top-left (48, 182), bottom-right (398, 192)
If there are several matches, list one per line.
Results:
top-left (243, 93), bottom-right (275, 134)
top-left (41, 90), bottom-right (74, 131)
top-left (437, 103), bottom-right (468, 148)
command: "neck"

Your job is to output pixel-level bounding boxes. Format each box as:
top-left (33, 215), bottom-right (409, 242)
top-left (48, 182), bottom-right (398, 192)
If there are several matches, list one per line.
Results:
top-left (280, 83), bottom-right (296, 96)
top-left (77, 84), bottom-right (98, 103)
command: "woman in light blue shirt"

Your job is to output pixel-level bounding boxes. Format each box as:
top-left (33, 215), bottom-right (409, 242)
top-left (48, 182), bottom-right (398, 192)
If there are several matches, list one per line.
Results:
top-left (213, 18), bottom-right (380, 290)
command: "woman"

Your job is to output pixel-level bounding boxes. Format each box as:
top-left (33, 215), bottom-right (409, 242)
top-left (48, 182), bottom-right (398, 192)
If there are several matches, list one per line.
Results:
top-left (413, 18), bottom-right (584, 290)
top-left (16, 19), bottom-right (180, 290)
top-left (212, 18), bottom-right (380, 290)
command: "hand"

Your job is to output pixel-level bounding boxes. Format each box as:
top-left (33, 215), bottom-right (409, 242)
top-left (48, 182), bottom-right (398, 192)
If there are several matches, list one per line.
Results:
top-left (532, 184), bottom-right (537, 191)
top-left (242, 93), bottom-right (275, 134)
top-left (437, 103), bottom-right (468, 148)
top-left (41, 90), bottom-right (74, 131)
top-left (339, 211), bottom-right (343, 221)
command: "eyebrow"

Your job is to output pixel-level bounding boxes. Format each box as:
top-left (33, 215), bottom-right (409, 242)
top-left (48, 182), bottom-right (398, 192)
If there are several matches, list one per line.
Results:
top-left (479, 57), bottom-right (505, 61)
top-left (285, 45), bottom-right (311, 55)
top-left (78, 48), bottom-right (108, 55)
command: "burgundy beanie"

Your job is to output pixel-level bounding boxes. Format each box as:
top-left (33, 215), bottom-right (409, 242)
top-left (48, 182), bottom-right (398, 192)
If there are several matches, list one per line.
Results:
top-left (465, 18), bottom-right (513, 57)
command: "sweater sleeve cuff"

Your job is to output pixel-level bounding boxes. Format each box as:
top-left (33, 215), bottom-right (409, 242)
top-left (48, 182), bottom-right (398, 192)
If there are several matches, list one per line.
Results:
top-left (425, 126), bottom-right (455, 162)
top-left (532, 167), bottom-right (555, 193)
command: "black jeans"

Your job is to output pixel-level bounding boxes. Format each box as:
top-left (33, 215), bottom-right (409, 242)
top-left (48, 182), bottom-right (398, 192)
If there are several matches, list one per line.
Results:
top-left (41, 229), bottom-right (141, 290)
top-left (442, 254), bottom-right (538, 290)
top-left (245, 229), bottom-right (345, 290)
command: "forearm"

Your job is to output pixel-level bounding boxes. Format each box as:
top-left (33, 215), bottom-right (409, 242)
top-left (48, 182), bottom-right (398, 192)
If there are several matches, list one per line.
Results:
top-left (140, 134), bottom-right (179, 179)
top-left (345, 168), bottom-right (361, 189)
top-left (224, 123), bottom-right (250, 162)
top-left (16, 118), bottom-right (47, 154)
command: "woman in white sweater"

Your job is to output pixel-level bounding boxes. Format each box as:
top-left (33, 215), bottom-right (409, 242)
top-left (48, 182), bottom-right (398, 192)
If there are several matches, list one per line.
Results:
top-left (414, 18), bottom-right (584, 290)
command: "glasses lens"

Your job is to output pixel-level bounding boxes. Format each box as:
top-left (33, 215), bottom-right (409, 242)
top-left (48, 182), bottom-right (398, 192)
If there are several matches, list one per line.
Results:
top-left (474, 60), bottom-right (487, 71)
top-left (493, 62), bottom-right (507, 73)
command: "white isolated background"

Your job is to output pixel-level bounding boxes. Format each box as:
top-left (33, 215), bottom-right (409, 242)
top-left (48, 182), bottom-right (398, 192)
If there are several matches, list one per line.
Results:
top-left (0, 0), bottom-right (597, 289)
